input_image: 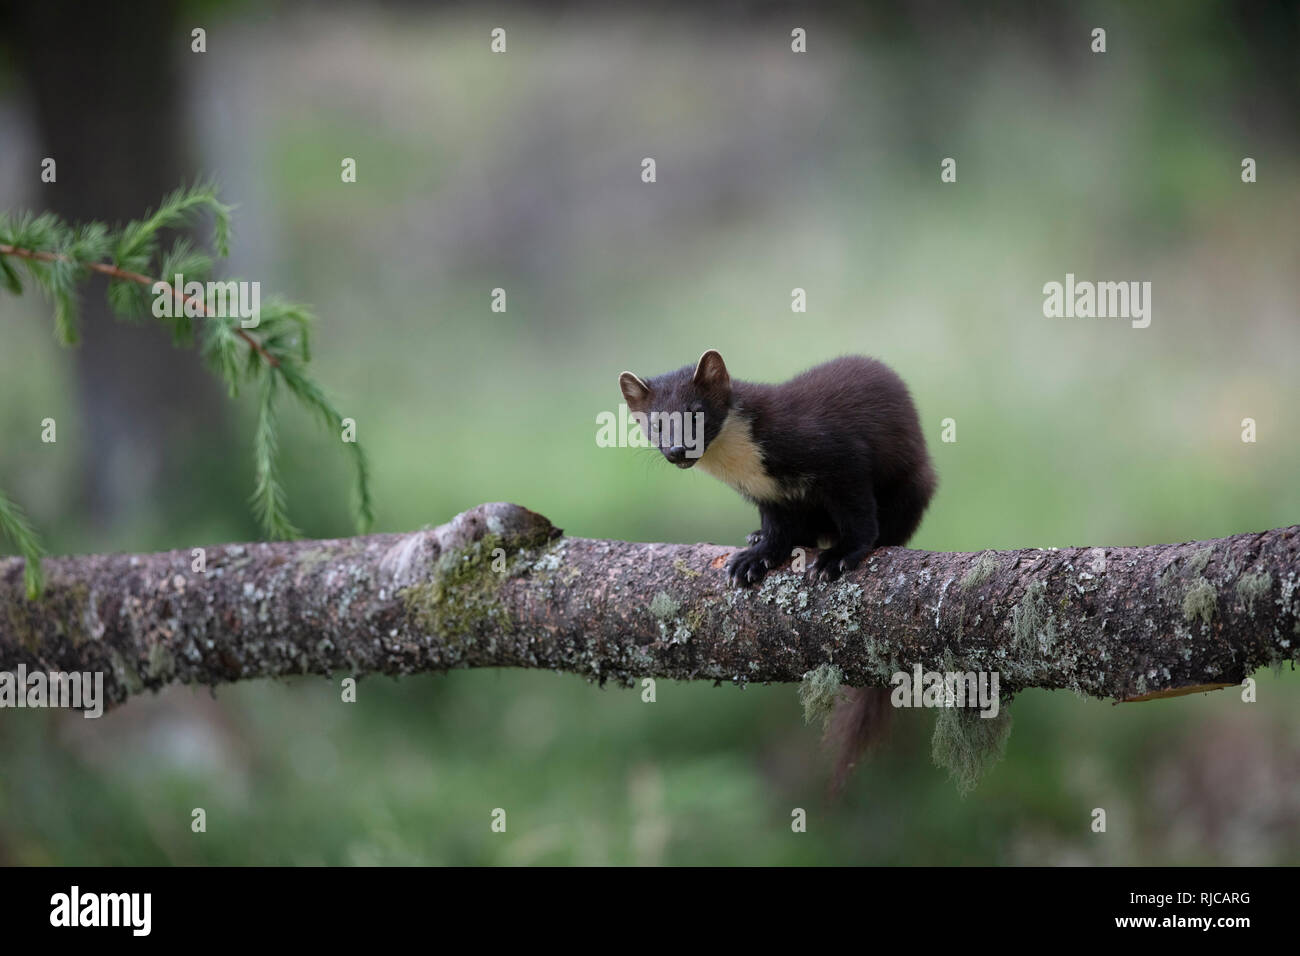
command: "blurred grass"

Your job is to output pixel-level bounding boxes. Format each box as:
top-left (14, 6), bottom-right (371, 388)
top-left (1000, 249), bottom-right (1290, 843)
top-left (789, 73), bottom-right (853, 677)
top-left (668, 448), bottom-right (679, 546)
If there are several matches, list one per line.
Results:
top-left (1, 6), bottom-right (1297, 864)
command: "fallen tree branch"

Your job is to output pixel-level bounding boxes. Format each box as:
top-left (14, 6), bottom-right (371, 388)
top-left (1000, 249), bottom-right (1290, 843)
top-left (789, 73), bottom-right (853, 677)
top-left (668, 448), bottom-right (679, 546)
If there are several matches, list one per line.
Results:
top-left (1, 503), bottom-right (1296, 713)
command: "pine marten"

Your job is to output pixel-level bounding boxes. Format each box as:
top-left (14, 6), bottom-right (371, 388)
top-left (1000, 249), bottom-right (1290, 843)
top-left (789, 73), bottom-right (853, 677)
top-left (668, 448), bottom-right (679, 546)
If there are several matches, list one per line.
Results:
top-left (618, 349), bottom-right (937, 787)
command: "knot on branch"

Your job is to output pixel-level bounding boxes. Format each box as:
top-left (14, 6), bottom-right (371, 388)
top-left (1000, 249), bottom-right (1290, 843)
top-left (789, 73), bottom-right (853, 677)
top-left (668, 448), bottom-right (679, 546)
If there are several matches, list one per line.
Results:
top-left (386, 503), bottom-right (563, 646)
top-left (437, 502), bottom-right (561, 555)
top-left (379, 503), bottom-right (561, 589)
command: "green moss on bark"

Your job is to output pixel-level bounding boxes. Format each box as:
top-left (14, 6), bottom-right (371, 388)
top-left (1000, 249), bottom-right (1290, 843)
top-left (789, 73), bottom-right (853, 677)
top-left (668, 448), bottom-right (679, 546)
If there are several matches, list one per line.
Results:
top-left (3, 580), bottom-right (91, 652)
top-left (400, 533), bottom-right (512, 645)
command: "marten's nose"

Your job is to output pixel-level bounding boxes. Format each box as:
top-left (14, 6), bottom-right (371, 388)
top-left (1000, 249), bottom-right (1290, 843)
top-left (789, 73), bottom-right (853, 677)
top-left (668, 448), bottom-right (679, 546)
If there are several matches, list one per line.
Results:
top-left (665, 445), bottom-right (687, 463)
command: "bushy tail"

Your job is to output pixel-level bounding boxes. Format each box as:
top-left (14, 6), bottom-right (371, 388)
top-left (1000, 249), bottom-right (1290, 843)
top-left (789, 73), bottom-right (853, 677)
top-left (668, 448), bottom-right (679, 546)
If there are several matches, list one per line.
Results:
top-left (826, 686), bottom-right (894, 794)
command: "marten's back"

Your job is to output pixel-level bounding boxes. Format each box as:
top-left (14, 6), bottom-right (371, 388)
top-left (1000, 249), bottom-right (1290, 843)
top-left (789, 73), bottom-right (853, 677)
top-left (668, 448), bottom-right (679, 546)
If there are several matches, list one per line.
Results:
top-left (736, 355), bottom-right (934, 499)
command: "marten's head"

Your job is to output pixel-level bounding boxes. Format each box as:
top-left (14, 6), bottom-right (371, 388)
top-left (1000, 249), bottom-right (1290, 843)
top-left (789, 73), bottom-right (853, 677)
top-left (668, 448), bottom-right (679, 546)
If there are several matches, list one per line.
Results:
top-left (619, 349), bottom-right (732, 468)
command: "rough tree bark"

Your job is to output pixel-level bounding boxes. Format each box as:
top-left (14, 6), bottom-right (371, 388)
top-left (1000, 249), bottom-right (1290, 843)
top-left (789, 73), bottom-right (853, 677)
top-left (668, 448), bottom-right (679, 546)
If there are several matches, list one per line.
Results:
top-left (1, 502), bottom-right (1296, 714)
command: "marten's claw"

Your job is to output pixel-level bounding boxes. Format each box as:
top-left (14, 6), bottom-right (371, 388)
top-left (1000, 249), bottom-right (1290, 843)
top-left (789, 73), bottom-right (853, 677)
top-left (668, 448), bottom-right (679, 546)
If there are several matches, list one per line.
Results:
top-left (808, 562), bottom-right (842, 583)
top-left (809, 547), bottom-right (870, 583)
top-left (726, 545), bottom-right (774, 587)
top-left (746, 530), bottom-right (763, 546)
top-left (808, 549), bottom-right (838, 582)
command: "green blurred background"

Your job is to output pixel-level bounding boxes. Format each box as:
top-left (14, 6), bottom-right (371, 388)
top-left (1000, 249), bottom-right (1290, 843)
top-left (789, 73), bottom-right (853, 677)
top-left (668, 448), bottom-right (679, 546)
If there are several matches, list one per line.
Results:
top-left (1, 1), bottom-right (1297, 864)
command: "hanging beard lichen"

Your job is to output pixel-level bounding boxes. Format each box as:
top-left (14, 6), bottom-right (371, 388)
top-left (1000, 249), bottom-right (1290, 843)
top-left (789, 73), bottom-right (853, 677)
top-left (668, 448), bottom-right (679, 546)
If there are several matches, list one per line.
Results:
top-left (798, 662), bottom-right (843, 731)
top-left (931, 702), bottom-right (1013, 795)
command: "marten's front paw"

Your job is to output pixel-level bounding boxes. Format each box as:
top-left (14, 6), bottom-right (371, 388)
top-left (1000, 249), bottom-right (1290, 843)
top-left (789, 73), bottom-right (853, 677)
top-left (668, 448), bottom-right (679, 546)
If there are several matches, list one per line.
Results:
top-left (809, 546), bottom-right (871, 583)
top-left (746, 529), bottom-right (764, 546)
top-left (726, 544), bottom-right (780, 587)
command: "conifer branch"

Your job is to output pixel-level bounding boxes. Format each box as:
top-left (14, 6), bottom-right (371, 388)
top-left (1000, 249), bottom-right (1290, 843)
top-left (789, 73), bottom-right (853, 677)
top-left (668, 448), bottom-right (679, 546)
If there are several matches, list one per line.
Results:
top-left (0, 183), bottom-right (374, 596)
top-left (0, 240), bottom-right (279, 367)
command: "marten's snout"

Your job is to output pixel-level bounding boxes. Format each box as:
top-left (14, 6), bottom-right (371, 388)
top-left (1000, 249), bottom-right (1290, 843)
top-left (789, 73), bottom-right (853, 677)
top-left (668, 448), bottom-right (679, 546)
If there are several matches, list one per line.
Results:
top-left (663, 445), bottom-right (693, 468)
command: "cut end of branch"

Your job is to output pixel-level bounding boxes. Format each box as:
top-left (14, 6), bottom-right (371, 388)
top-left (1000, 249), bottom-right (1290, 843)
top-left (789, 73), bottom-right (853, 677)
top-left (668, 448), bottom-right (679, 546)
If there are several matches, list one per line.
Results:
top-left (1120, 681), bottom-right (1237, 702)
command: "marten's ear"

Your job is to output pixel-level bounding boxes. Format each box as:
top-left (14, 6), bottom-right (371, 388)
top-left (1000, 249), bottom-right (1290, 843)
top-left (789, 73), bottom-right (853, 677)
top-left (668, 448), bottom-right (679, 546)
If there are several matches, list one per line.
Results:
top-left (692, 349), bottom-right (730, 394)
top-left (619, 371), bottom-right (651, 409)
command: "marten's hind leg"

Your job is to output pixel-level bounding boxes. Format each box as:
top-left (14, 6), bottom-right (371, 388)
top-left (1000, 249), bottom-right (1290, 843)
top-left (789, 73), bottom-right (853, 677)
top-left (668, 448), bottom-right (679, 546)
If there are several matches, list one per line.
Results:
top-left (810, 490), bottom-right (879, 582)
top-left (874, 472), bottom-right (935, 547)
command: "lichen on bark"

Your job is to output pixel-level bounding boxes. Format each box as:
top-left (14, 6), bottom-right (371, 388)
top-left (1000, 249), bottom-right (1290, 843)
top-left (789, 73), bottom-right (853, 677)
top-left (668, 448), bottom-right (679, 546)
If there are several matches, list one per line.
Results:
top-left (1, 509), bottom-right (1296, 737)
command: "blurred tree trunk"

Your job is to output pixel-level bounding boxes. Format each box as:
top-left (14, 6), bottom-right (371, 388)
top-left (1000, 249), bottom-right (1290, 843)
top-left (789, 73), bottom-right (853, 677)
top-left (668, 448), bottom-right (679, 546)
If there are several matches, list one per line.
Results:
top-left (3, 0), bottom-right (229, 536)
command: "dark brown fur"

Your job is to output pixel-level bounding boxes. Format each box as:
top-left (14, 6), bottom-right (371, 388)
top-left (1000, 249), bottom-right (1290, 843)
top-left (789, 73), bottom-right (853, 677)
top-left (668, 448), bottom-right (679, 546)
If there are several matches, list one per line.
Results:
top-left (619, 351), bottom-right (937, 789)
